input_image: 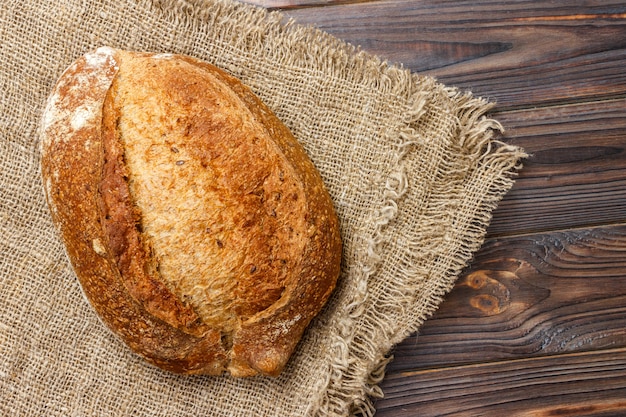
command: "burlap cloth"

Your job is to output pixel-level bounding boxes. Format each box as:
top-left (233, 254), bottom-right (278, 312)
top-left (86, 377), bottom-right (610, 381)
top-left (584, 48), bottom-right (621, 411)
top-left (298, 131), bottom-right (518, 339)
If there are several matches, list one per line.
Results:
top-left (0, 0), bottom-right (526, 415)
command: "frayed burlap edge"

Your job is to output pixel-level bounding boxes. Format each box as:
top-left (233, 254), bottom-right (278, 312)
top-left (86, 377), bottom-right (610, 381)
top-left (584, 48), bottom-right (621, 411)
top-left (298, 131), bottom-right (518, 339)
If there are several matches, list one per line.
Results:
top-left (337, 95), bottom-right (525, 417)
top-left (315, 88), bottom-right (526, 416)
top-left (148, 1), bottom-right (527, 415)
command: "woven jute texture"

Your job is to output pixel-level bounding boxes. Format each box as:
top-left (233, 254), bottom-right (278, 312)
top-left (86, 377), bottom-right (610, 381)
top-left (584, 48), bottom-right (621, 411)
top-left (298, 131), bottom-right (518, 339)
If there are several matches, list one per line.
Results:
top-left (0, 0), bottom-right (526, 415)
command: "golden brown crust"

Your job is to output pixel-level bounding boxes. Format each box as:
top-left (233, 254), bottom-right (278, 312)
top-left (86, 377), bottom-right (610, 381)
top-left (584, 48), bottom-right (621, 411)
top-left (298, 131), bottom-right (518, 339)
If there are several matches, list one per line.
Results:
top-left (40, 47), bottom-right (341, 377)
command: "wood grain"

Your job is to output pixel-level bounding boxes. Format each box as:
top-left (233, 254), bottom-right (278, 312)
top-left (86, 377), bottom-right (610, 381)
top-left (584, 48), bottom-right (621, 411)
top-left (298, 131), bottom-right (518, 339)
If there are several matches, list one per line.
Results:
top-left (283, 0), bottom-right (626, 110)
top-left (377, 348), bottom-right (626, 417)
top-left (488, 99), bottom-right (626, 236)
top-left (386, 225), bottom-right (626, 373)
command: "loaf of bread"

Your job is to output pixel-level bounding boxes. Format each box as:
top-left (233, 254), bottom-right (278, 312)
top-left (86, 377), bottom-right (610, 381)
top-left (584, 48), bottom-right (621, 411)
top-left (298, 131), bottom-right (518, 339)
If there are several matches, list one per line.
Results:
top-left (39, 47), bottom-right (342, 377)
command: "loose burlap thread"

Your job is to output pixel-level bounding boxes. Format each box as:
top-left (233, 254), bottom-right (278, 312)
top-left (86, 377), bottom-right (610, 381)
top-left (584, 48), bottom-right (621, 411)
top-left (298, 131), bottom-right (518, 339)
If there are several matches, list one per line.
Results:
top-left (0, 0), bottom-right (526, 415)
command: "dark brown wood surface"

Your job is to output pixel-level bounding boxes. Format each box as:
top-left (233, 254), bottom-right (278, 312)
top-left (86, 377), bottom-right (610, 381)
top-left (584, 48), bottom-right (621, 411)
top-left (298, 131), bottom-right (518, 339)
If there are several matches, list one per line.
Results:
top-left (242, 0), bottom-right (626, 415)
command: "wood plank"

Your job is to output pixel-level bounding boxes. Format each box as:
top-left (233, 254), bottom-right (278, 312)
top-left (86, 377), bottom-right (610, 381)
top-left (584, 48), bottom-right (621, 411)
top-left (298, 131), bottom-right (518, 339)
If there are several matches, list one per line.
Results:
top-left (386, 225), bottom-right (626, 374)
top-left (487, 99), bottom-right (626, 236)
top-left (281, 0), bottom-right (626, 110)
top-left (376, 348), bottom-right (626, 416)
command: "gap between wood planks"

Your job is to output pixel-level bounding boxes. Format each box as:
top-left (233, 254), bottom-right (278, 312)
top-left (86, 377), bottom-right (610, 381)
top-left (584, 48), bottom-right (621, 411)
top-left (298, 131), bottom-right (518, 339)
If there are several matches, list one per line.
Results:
top-left (385, 346), bottom-right (626, 378)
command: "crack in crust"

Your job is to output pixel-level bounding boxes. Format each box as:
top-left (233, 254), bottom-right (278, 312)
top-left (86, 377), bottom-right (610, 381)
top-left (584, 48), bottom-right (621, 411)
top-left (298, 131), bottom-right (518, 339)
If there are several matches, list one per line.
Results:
top-left (99, 81), bottom-right (207, 335)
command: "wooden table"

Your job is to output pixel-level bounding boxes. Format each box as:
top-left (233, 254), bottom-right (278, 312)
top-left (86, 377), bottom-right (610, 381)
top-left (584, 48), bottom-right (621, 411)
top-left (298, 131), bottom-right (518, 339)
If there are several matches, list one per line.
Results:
top-left (244, 1), bottom-right (626, 415)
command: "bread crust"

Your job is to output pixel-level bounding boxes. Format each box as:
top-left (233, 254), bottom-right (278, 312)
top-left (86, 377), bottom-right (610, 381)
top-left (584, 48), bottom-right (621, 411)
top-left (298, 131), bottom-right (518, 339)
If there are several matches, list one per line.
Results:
top-left (40, 47), bottom-right (341, 377)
